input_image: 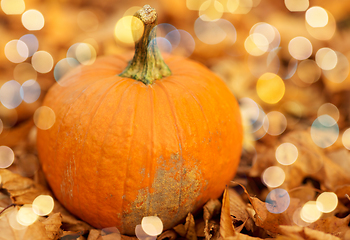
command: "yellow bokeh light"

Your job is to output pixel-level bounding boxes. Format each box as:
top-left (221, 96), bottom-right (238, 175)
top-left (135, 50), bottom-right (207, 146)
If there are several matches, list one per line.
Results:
top-left (4, 40), bottom-right (28, 63)
top-left (77, 10), bottom-right (99, 32)
top-left (1, 0), bottom-right (25, 15)
top-left (315, 48), bottom-right (338, 71)
top-left (305, 6), bottom-right (328, 28)
top-left (187, 0), bottom-right (207, 10)
top-left (342, 128), bottom-right (350, 150)
top-left (227, 0), bottom-right (253, 14)
top-left (0, 145), bottom-right (15, 168)
top-left (316, 192), bottom-right (338, 213)
top-left (114, 16), bottom-right (144, 45)
top-left (297, 59), bottom-right (321, 84)
top-left (33, 106), bottom-right (56, 130)
top-left (323, 51), bottom-right (349, 83)
top-left (32, 51), bottom-right (54, 73)
top-left (21, 9), bottom-right (45, 31)
top-left (288, 36), bottom-right (312, 60)
top-left (9, 208), bottom-right (27, 230)
top-left (317, 103), bottom-right (339, 123)
top-left (141, 216), bottom-right (163, 236)
top-left (276, 142), bottom-right (298, 165)
top-left (262, 166), bottom-right (285, 188)
top-left (263, 111), bottom-right (287, 136)
top-left (284, 0), bottom-right (309, 12)
top-left (199, 0), bottom-right (224, 21)
top-left (32, 195), bottom-right (54, 216)
top-left (0, 119), bottom-right (3, 135)
top-left (75, 43), bottom-right (97, 65)
top-left (256, 72), bottom-right (285, 104)
top-left (245, 33), bottom-right (269, 56)
top-left (305, 10), bottom-right (336, 41)
top-left (17, 204), bottom-right (39, 226)
top-left (13, 63), bottom-right (38, 83)
top-left (300, 201), bottom-right (322, 223)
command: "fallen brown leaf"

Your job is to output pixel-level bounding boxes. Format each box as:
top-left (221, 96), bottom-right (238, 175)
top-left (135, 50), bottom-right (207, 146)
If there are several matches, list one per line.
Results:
top-left (173, 212), bottom-right (197, 240)
top-left (203, 199), bottom-right (221, 239)
top-left (228, 188), bottom-right (253, 231)
top-left (278, 225), bottom-right (342, 240)
top-left (219, 187), bottom-right (236, 239)
top-left (43, 213), bottom-right (62, 240)
top-left (0, 207), bottom-right (61, 240)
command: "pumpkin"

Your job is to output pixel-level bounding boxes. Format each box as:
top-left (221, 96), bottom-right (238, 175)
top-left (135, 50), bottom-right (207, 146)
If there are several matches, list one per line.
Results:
top-left (37, 5), bottom-right (243, 235)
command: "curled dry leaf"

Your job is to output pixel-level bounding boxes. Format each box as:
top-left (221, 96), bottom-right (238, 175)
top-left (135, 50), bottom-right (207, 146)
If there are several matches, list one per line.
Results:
top-left (228, 187), bottom-right (253, 231)
top-left (43, 213), bottom-right (63, 240)
top-left (173, 212), bottom-right (197, 240)
top-left (278, 225), bottom-right (342, 240)
top-left (219, 187), bottom-right (236, 239)
top-left (0, 169), bottom-right (51, 205)
top-left (308, 215), bottom-right (350, 239)
top-left (0, 207), bottom-right (61, 240)
top-left (158, 229), bottom-right (178, 240)
top-left (203, 199), bottom-right (221, 239)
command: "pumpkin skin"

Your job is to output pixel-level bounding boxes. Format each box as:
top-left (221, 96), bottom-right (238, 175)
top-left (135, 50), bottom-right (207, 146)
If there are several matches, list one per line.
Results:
top-left (37, 54), bottom-right (243, 235)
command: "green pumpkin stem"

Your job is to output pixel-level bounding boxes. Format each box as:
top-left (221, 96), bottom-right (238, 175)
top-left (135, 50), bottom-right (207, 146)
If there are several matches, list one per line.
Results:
top-left (119, 5), bottom-right (172, 85)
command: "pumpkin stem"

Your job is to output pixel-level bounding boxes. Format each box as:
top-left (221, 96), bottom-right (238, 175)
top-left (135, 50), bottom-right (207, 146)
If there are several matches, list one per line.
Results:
top-left (119, 5), bottom-right (172, 85)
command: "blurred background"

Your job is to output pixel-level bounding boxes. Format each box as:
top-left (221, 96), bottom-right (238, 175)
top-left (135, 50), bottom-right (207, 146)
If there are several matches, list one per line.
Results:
top-left (1, 0), bottom-right (350, 177)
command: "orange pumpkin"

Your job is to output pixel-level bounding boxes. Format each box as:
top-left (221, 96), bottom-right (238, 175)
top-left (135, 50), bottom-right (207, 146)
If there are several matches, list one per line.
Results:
top-left (37, 5), bottom-right (243, 235)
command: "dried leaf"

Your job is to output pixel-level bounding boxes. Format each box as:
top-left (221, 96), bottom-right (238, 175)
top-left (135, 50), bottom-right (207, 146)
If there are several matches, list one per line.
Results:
top-left (158, 229), bottom-right (178, 240)
top-left (87, 229), bottom-right (101, 240)
top-left (308, 215), bottom-right (350, 238)
top-left (278, 225), bottom-right (342, 240)
top-left (0, 169), bottom-right (51, 204)
top-left (173, 212), bottom-right (197, 240)
top-left (228, 188), bottom-right (254, 231)
top-left (219, 187), bottom-right (236, 239)
top-left (203, 199), bottom-right (221, 239)
top-left (42, 213), bottom-right (62, 240)
top-left (0, 207), bottom-right (60, 240)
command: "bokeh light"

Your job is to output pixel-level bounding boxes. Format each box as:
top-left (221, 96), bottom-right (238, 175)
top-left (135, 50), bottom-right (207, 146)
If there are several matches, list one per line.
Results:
top-left (21, 9), bottom-right (45, 31)
top-left (17, 204), bottom-right (39, 226)
top-left (20, 79), bottom-right (41, 103)
top-left (305, 10), bottom-right (336, 40)
top-left (0, 146), bottom-right (15, 168)
top-left (227, 0), bottom-right (253, 14)
top-left (77, 10), bottom-right (99, 32)
top-left (262, 166), bottom-right (285, 188)
top-left (135, 225), bottom-right (156, 240)
top-left (315, 48), bottom-right (338, 70)
top-left (263, 111), bottom-right (287, 136)
top-left (323, 51), bottom-right (349, 83)
top-left (141, 216), bottom-right (163, 236)
top-left (342, 128), bottom-right (350, 150)
top-left (284, 0), bottom-right (309, 12)
top-left (194, 17), bottom-right (237, 45)
top-left (239, 97), bottom-right (260, 125)
top-left (13, 63), bottom-right (38, 83)
top-left (9, 208), bottom-right (27, 230)
top-left (316, 192), bottom-right (338, 213)
top-left (4, 40), bottom-right (29, 63)
top-left (244, 33), bottom-right (269, 56)
top-left (300, 201), bottom-right (322, 223)
top-left (152, 37), bottom-right (172, 54)
top-left (256, 72), bottom-right (285, 104)
top-left (317, 103), bottom-right (339, 124)
top-left (296, 59), bottom-right (321, 85)
top-left (276, 143), bottom-right (298, 165)
top-left (305, 7), bottom-right (328, 28)
top-left (54, 58), bottom-right (80, 84)
top-left (283, 58), bottom-right (298, 79)
top-left (33, 106), bottom-right (56, 130)
top-left (288, 37), bottom-right (312, 60)
top-left (250, 22), bottom-right (280, 51)
top-left (19, 34), bottom-right (39, 57)
top-left (32, 51), bottom-right (54, 73)
top-left (166, 29), bottom-right (195, 57)
top-left (67, 43), bottom-right (97, 65)
top-left (265, 189), bottom-right (290, 214)
top-left (310, 115), bottom-right (339, 148)
top-left (1, 0), bottom-right (25, 15)
top-left (0, 80), bottom-right (22, 109)
top-left (293, 207), bottom-right (310, 227)
top-left (32, 195), bottom-right (54, 216)
top-left (114, 16), bottom-right (144, 45)
top-left (199, 0), bottom-right (224, 21)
